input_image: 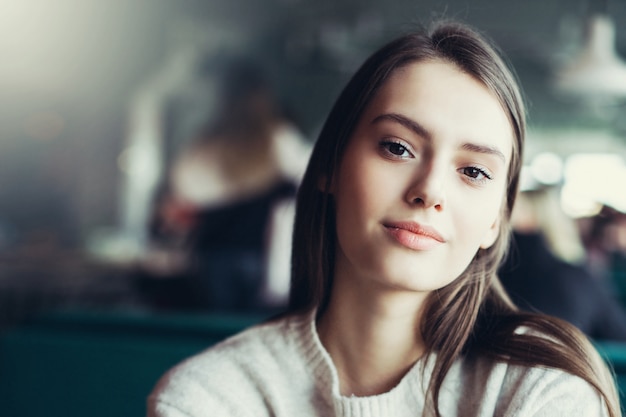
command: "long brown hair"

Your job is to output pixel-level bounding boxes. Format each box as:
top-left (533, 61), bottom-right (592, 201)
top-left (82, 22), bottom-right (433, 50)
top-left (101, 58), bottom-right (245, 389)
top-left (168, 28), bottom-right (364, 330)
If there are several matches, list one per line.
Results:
top-left (289, 21), bottom-right (620, 417)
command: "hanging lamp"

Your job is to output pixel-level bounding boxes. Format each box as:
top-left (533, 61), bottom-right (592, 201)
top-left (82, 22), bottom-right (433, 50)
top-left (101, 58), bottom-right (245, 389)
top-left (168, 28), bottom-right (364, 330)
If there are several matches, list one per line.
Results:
top-left (555, 13), bottom-right (626, 98)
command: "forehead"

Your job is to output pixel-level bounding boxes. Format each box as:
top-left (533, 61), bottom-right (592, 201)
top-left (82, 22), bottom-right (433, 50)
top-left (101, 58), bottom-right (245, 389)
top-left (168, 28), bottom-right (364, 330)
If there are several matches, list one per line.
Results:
top-left (362, 59), bottom-right (514, 163)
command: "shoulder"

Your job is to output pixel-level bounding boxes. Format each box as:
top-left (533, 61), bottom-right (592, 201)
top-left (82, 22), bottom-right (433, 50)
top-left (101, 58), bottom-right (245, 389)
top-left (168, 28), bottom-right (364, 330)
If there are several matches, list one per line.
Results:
top-left (497, 363), bottom-right (607, 417)
top-left (490, 324), bottom-right (608, 416)
top-left (446, 356), bottom-right (608, 417)
top-left (148, 313), bottom-right (314, 417)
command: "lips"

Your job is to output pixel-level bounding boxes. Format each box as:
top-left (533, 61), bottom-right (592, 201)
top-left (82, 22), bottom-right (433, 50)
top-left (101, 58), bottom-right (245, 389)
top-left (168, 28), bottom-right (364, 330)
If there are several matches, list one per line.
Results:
top-left (383, 221), bottom-right (445, 251)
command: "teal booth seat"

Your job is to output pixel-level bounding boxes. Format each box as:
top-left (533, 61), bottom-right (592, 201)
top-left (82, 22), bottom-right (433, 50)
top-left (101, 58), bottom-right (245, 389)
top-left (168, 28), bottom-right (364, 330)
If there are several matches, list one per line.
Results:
top-left (0, 309), bottom-right (266, 417)
top-left (1, 310), bottom-right (625, 417)
top-left (595, 341), bottom-right (626, 410)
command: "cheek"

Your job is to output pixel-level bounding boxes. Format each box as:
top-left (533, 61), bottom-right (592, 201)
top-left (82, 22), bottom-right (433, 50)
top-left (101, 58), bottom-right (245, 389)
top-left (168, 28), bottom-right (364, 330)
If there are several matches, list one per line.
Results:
top-left (454, 188), bottom-right (504, 245)
top-left (333, 157), bottom-right (398, 255)
top-left (336, 158), bottom-right (393, 216)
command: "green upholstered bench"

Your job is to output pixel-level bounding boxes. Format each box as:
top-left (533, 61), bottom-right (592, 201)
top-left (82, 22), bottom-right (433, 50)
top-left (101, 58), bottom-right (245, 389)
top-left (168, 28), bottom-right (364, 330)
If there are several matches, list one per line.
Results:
top-left (1, 310), bottom-right (624, 417)
top-left (0, 309), bottom-right (266, 417)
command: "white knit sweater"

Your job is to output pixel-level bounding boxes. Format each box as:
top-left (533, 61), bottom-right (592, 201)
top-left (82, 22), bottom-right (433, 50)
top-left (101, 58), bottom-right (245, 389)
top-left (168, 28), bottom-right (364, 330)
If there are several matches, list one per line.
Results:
top-left (147, 311), bottom-right (608, 417)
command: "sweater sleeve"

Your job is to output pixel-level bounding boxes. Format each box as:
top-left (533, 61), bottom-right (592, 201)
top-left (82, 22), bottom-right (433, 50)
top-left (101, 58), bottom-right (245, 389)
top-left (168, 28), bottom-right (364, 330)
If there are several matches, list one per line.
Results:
top-left (148, 394), bottom-right (248, 417)
top-left (145, 318), bottom-right (306, 417)
top-left (497, 367), bottom-right (609, 417)
top-left (147, 369), bottom-right (257, 417)
top-left (148, 400), bottom-right (195, 417)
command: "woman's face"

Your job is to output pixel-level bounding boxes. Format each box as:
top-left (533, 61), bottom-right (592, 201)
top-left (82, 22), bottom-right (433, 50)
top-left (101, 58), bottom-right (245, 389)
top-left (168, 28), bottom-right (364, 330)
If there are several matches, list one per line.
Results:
top-left (332, 60), bottom-right (513, 294)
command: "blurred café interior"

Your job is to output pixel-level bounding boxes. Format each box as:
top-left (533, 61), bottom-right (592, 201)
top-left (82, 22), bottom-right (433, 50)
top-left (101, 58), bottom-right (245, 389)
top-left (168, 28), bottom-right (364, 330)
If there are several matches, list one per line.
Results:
top-left (2, 0), bottom-right (626, 415)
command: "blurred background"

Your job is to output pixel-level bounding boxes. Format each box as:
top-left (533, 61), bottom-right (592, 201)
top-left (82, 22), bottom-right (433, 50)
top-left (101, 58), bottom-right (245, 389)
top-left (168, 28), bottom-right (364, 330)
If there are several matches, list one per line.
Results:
top-left (1, 0), bottom-right (626, 415)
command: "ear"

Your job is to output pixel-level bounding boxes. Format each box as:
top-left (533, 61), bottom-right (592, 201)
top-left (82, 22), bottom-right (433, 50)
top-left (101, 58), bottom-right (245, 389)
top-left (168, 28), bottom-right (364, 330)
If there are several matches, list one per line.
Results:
top-left (479, 215), bottom-right (501, 249)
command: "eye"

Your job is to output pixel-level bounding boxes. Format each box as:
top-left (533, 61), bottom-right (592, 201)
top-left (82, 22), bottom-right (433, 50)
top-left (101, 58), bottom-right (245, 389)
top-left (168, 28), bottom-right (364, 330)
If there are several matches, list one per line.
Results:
top-left (380, 140), bottom-right (413, 159)
top-left (461, 166), bottom-right (493, 183)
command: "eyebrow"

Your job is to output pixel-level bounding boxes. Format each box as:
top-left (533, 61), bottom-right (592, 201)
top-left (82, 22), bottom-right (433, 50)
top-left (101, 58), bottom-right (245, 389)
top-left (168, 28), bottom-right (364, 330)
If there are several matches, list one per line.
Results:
top-left (461, 142), bottom-right (506, 164)
top-left (371, 112), bottom-right (506, 163)
top-left (372, 113), bottom-right (432, 141)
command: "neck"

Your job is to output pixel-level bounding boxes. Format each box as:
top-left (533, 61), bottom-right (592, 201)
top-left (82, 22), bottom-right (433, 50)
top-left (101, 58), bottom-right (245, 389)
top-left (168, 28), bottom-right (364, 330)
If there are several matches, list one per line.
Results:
top-left (317, 273), bottom-right (428, 397)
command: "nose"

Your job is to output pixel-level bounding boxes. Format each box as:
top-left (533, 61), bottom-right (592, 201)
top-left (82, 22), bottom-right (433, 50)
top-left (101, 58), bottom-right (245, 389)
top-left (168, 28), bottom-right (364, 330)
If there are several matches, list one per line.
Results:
top-left (405, 160), bottom-right (446, 211)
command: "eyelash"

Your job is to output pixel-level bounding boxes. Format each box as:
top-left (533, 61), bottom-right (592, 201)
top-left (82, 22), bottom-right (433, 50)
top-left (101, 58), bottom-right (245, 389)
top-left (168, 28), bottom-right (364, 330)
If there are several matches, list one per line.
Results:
top-left (379, 140), bottom-right (494, 184)
top-left (460, 166), bottom-right (493, 184)
top-left (379, 140), bottom-right (413, 159)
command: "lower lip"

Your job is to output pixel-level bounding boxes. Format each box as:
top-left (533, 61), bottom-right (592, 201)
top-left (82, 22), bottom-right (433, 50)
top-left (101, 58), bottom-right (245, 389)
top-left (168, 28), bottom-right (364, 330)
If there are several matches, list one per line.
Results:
top-left (384, 227), bottom-right (444, 251)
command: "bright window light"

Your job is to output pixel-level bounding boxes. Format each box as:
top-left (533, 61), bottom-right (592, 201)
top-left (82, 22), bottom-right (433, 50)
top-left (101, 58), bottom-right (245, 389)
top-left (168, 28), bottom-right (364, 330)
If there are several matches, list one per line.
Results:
top-left (561, 153), bottom-right (626, 217)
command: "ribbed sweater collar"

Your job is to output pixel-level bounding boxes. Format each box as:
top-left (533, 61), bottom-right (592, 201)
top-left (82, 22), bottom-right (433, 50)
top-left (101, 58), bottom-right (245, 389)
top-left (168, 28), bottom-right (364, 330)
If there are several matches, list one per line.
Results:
top-left (287, 310), bottom-right (432, 417)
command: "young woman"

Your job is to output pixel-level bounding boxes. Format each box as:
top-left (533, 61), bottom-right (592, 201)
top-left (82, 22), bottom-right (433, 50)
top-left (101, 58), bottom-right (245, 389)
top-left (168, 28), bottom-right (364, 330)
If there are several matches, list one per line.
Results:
top-left (148, 21), bottom-right (620, 417)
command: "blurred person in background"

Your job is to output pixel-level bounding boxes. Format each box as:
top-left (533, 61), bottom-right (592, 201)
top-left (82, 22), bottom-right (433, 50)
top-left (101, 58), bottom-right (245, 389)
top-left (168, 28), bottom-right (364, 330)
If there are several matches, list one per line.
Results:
top-left (499, 185), bottom-right (626, 341)
top-left (581, 205), bottom-right (626, 305)
top-left (137, 57), bottom-right (311, 313)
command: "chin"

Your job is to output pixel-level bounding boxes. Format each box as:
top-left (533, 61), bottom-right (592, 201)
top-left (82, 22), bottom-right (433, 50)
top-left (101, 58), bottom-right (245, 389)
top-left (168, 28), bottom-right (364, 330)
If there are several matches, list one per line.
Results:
top-left (374, 273), bottom-right (449, 294)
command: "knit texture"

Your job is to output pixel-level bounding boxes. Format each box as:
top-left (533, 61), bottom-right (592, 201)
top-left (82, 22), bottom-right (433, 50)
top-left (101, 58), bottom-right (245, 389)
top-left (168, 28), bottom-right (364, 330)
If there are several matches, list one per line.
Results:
top-left (147, 311), bottom-right (608, 417)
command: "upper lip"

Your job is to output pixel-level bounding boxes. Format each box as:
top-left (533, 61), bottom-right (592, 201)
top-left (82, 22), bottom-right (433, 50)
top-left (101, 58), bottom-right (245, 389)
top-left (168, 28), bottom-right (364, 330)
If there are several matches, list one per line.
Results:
top-left (383, 220), bottom-right (446, 242)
